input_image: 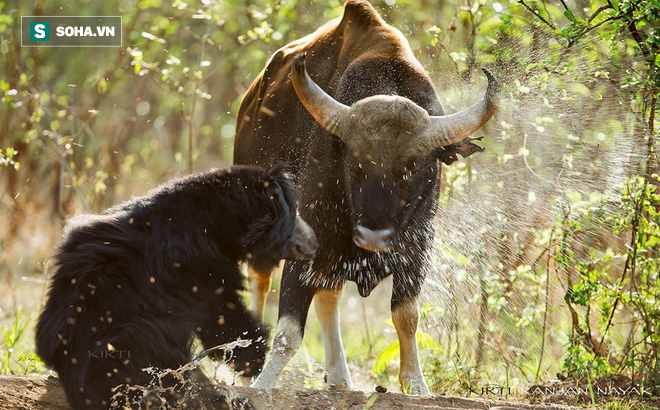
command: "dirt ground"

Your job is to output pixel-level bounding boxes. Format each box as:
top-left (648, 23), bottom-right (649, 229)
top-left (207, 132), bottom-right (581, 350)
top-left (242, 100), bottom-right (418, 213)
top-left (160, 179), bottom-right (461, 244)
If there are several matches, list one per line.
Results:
top-left (0, 375), bottom-right (585, 409)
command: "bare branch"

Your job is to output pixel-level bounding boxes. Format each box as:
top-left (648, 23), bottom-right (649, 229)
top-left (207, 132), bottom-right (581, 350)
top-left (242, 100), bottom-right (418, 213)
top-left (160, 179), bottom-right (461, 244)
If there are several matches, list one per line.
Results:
top-left (518, 0), bottom-right (556, 29)
top-left (568, 14), bottom-right (627, 47)
top-left (588, 4), bottom-right (613, 23)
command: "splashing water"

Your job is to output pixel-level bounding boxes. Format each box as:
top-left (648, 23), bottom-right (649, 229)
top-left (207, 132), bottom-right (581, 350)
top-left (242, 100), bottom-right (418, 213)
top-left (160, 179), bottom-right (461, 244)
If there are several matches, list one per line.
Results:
top-left (415, 27), bottom-right (647, 389)
top-left (109, 339), bottom-right (252, 409)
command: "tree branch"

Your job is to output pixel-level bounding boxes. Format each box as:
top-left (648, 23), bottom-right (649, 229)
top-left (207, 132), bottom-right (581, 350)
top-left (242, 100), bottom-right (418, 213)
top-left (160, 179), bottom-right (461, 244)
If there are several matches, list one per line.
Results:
top-left (588, 4), bottom-right (613, 23)
top-left (597, 182), bottom-right (644, 350)
top-left (518, 0), bottom-right (555, 29)
top-left (626, 16), bottom-right (651, 58)
top-left (568, 14), bottom-right (627, 47)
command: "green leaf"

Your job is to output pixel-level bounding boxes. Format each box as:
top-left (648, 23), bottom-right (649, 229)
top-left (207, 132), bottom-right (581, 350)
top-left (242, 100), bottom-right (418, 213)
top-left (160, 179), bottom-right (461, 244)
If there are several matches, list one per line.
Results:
top-left (138, 0), bottom-right (162, 9)
top-left (416, 331), bottom-right (440, 349)
top-left (565, 188), bottom-right (582, 203)
top-left (373, 331), bottom-right (440, 376)
top-left (564, 10), bottom-right (575, 22)
top-left (373, 340), bottom-right (399, 375)
top-left (437, 244), bottom-right (470, 265)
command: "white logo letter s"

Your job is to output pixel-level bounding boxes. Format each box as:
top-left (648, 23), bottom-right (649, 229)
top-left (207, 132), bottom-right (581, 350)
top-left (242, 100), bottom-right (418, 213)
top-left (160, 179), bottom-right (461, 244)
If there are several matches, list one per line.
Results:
top-left (34, 24), bottom-right (46, 39)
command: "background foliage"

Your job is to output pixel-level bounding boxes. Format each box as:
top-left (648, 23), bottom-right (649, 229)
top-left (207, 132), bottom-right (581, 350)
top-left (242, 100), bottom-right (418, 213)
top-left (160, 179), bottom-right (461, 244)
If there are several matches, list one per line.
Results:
top-left (0, 0), bottom-right (658, 406)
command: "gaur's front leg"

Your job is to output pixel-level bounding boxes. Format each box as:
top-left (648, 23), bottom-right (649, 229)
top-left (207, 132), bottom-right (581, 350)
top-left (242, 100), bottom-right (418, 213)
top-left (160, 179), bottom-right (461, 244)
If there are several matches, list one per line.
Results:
top-left (251, 261), bottom-right (316, 388)
top-left (314, 287), bottom-right (352, 388)
top-left (391, 271), bottom-right (430, 395)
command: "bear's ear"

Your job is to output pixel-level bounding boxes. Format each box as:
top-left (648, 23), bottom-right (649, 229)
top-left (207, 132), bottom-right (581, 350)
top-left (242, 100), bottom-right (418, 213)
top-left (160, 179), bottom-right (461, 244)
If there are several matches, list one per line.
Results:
top-left (265, 162), bottom-right (287, 179)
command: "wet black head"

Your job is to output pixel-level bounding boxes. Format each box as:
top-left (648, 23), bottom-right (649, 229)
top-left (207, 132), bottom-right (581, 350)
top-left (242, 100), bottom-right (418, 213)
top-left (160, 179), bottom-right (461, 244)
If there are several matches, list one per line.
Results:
top-left (344, 149), bottom-right (432, 252)
top-left (238, 163), bottom-right (318, 272)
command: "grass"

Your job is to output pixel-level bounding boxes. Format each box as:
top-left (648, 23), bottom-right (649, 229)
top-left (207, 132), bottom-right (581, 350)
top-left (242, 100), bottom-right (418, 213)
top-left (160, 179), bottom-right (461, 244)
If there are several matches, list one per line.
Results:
top-left (599, 400), bottom-right (659, 410)
top-left (0, 310), bottom-right (44, 375)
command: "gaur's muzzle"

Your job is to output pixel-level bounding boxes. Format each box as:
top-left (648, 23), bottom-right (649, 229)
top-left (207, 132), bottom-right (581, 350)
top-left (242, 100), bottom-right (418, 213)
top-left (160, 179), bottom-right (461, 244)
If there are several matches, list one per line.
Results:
top-left (353, 225), bottom-right (393, 252)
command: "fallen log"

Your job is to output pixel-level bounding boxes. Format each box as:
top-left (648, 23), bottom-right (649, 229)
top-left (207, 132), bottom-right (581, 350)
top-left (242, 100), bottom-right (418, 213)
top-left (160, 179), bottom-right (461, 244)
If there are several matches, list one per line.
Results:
top-left (0, 375), bottom-right (582, 409)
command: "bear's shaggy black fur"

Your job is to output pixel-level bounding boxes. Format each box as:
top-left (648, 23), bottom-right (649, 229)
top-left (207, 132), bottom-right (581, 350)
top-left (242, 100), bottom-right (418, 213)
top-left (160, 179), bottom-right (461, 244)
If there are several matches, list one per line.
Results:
top-left (35, 164), bottom-right (315, 409)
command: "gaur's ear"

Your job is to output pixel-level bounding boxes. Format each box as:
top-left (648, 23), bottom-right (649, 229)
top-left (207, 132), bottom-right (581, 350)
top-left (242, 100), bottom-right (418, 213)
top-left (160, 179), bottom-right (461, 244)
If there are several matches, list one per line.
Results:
top-left (434, 137), bottom-right (485, 165)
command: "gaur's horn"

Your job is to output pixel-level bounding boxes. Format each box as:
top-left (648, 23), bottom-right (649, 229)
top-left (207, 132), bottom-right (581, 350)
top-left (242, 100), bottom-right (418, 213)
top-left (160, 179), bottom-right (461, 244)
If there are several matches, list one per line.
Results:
top-left (291, 52), bottom-right (350, 139)
top-left (420, 68), bottom-right (500, 150)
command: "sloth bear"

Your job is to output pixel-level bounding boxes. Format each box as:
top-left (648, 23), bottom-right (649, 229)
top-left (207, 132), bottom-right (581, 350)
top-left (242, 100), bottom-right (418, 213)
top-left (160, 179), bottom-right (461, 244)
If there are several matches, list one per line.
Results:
top-left (35, 164), bottom-right (318, 409)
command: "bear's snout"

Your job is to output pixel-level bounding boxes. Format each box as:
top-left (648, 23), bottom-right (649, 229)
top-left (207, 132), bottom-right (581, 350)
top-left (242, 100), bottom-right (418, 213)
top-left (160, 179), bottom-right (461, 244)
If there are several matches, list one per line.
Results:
top-left (289, 217), bottom-right (318, 260)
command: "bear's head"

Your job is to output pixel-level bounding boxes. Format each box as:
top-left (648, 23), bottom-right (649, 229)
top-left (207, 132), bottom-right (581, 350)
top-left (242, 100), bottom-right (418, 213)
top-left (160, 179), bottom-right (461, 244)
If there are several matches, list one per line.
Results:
top-left (238, 163), bottom-right (318, 273)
